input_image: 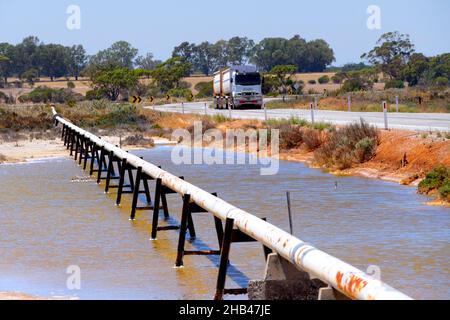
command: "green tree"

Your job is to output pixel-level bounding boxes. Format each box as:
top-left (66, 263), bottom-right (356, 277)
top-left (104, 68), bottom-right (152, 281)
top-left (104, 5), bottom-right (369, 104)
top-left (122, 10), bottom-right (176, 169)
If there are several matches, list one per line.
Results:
top-left (301, 40), bottom-right (335, 72)
top-left (428, 53), bottom-right (450, 81)
top-left (226, 36), bottom-right (255, 65)
top-left (172, 41), bottom-right (196, 72)
top-left (36, 44), bottom-right (69, 81)
top-left (361, 31), bottom-right (415, 79)
top-left (270, 65), bottom-right (297, 101)
top-left (251, 38), bottom-right (290, 72)
top-left (66, 45), bottom-right (87, 80)
top-left (251, 36), bottom-right (334, 72)
top-left (91, 68), bottom-right (139, 101)
top-left (135, 53), bottom-right (161, 71)
top-left (14, 36), bottom-right (40, 76)
top-left (191, 42), bottom-right (217, 75)
top-left (150, 57), bottom-right (191, 91)
top-left (21, 68), bottom-right (39, 86)
top-left (0, 43), bottom-right (15, 83)
top-left (401, 53), bottom-right (429, 86)
top-left (89, 41), bottom-right (138, 70)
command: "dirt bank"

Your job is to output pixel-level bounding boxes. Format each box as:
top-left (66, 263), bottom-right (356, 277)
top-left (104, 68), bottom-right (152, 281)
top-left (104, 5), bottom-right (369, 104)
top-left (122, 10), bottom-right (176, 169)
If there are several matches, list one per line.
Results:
top-left (151, 113), bottom-right (450, 186)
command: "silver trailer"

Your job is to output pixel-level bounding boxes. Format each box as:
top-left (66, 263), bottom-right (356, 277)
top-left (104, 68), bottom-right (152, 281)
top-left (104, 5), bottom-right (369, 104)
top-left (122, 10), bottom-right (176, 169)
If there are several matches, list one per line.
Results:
top-left (213, 65), bottom-right (263, 109)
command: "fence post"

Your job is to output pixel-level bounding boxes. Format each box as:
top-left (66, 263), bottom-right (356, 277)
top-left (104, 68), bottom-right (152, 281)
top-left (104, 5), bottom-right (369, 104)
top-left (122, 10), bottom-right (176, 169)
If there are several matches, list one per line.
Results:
top-left (383, 101), bottom-right (388, 130)
top-left (310, 102), bottom-right (315, 124)
top-left (264, 103), bottom-right (268, 121)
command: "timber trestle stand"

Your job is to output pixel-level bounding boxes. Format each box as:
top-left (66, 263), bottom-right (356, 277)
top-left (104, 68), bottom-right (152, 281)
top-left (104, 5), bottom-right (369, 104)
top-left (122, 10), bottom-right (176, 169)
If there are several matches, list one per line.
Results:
top-left (58, 119), bottom-right (273, 300)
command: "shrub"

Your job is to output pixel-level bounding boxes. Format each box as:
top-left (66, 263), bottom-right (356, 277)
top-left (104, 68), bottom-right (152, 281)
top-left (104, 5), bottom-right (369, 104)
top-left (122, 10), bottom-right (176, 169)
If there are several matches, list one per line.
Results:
top-left (18, 86), bottom-right (83, 103)
top-left (194, 81), bottom-right (213, 98)
top-left (67, 81), bottom-right (76, 89)
top-left (418, 165), bottom-right (450, 196)
top-left (86, 89), bottom-right (106, 100)
top-left (318, 75), bottom-right (330, 84)
top-left (123, 134), bottom-right (154, 147)
top-left (384, 79), bottom-right (405, 89)
top-left (0, 105), bottom-right (54, 131)
top-left (167, 87), bottom-right (192, 99)
top-left (438, 179), bottom-right (450, 201)
top-left (302, 128), bottom-right (322, 150)
top-left (341, 78), bottom-right (365, 92)
top-left (434, 76), bottom-right (449, 87)
top-left (314, 119), bottom-right (379, 169)
top-left (308, 79), bottom-right (316, 84)
top-left (331, 74), bottom-right (345, 84)
top-left (279, 125), bottom-right (303, 150)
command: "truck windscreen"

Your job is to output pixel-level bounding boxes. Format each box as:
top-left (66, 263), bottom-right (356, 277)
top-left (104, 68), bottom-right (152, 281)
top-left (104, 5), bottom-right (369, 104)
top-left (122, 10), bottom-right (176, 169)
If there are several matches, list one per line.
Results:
top-left (235, 73), bottom-right (261, 85)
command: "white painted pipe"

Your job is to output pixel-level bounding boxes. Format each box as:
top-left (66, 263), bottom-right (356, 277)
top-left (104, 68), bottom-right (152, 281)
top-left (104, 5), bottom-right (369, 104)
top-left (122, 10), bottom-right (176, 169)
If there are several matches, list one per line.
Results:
top-left (52, 107), bottom-right (412, 300)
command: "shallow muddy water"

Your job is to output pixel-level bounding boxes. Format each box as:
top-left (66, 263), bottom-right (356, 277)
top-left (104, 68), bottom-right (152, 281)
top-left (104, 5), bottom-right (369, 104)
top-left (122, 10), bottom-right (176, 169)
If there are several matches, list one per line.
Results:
top-left (0, 146), bottom-right (449, 299)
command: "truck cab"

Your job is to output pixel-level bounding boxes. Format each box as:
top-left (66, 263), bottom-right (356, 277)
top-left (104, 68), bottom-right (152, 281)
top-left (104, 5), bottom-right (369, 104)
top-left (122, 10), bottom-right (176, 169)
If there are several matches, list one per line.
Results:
top-left (213, 65), bottom-right (263, 109)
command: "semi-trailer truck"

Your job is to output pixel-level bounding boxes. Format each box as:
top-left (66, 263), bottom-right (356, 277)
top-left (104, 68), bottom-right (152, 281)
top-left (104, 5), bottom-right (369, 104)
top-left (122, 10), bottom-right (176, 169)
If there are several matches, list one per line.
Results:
top-left (213, 65), bottom-right (263, 109)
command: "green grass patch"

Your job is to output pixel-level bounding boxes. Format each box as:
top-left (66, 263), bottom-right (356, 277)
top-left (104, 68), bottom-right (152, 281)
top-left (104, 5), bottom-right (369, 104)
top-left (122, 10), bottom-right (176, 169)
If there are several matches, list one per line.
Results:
top-left (418, 165), bottom-right (450, 201)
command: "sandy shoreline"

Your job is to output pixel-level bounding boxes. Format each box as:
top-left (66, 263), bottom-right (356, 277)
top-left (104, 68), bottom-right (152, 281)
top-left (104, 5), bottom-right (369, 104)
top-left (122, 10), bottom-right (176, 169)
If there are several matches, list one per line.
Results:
top-left (0, 136), bottom-right (176, 164)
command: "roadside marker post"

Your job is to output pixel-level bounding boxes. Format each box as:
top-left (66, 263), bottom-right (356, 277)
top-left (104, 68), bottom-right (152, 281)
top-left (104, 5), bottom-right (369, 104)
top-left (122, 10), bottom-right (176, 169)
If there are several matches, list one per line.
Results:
top-left (182, 102), bottom-right (185, 114)
top-left (348, 94), bottom-right (351, 112)
top-left (310, 102), bottom-right (315, 124)
top-left (383, 101), bottom-right (388, 130)
top-left (396, 96), bottom-right (399, 113)
top-left (204, 102), bottom-right (207, 115)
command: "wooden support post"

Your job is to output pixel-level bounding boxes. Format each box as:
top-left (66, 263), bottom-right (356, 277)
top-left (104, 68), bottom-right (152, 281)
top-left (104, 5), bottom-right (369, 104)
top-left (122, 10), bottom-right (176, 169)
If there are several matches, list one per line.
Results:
top-left (151, 178), bottom-right (163, 240)
top-left (61, 124), bottom-right (66, 141)
top-left (96, 147), bottom-right (106, 184)
top-left (73, 133), bottom-right (79, 159)
top-left (175, 192), bottom-right (221, 267)
top-left (130, 166), bottom-right (144, 220)
top-left (213, 217), bottom-right (272, 300)
top-left (130, 165), bottom-right (154, 220)
top-left (64, 126), bottom-right (69, 146)
top-left (115, 158), bottom-right (128, 205)
top-left (214, 218), bottom-right (235, 300)
top-left (67, 129), bottom-right (73, 151)
top-left (82, 139), bottom-right (91, 169)
top-left (89, 144), bottom-right (98, 176)
top-left (104, 151), bottom-right (115, 193)
top-left (150, 176), bottom-right (184, 239)
top-left (78, 135), bottom-right (86, 165)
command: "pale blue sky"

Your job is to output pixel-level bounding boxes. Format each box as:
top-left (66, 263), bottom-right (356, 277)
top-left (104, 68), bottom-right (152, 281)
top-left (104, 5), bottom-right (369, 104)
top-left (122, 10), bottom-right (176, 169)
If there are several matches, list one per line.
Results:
top-left (1, 0), bottom-right (449, 65)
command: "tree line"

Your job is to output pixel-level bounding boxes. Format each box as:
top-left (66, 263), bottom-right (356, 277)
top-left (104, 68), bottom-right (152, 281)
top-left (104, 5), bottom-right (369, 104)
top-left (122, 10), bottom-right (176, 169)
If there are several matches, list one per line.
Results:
top-left (335, 32), bottom-right (450, 91)
top-left (0, 35), bottom-right (336, 84)
top-left (172, 35), bottom-right (335, 74)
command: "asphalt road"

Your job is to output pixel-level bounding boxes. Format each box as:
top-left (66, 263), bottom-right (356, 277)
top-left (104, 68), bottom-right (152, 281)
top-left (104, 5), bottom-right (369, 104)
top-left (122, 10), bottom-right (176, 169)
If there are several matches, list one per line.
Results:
top-left (144, 101), bottom-right (450, 132)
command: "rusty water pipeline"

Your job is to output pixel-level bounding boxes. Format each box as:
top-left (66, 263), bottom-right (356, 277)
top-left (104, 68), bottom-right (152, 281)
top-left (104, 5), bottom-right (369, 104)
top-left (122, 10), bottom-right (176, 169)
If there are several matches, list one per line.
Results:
top-left (51, 107), bottom-right (412, 300)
